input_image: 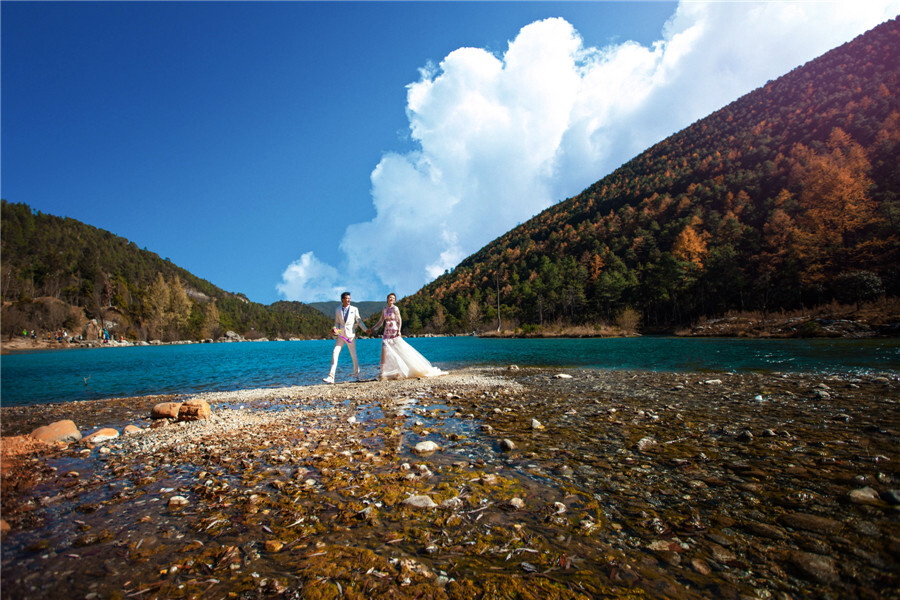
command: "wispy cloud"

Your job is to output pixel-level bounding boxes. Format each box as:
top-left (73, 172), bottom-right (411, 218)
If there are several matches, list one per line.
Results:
top-left (279, 1), bottom-right (900, 302)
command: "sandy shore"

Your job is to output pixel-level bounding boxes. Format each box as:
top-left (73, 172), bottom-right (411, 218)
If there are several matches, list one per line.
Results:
top-left (2, 367), bottom-right (898, 599)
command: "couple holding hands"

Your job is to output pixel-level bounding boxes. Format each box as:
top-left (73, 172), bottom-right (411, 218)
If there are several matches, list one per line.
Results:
top-left (323, 291), bottom-right (445, 384)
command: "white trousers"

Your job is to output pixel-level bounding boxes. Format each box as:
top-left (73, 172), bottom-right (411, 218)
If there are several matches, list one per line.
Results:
top-left (328, 336), bottom-right (359, 378)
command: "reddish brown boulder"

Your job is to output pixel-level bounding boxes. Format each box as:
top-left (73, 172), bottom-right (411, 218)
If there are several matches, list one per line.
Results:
top-left (177, 399), bottom-right (211, 421)
top-left (31, 420), bottom-right (82, 443)
top-left (123, 425), bottom-right (142, 435)
top-left (151, 402), bottom-right (182, 419)
top-left (1, 435), bottom-right (51, 474)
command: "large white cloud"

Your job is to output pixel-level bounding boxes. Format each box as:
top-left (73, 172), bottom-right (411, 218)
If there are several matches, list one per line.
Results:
top-left (276, 252), bottom-right (343, 302)
top-left (279, 1), bottom-right (900, 302)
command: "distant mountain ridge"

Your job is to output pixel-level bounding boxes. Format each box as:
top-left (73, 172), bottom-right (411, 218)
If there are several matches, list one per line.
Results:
top-left (1, 200), bottom-right (331, 341)
top-left (309, 301), bottom-right (384, 320)
top-left (398, 16), bottom-right (900, 334)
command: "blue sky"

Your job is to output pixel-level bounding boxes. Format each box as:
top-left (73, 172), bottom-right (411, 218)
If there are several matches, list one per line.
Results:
top-left (3, 1), bottom-right (898, 305)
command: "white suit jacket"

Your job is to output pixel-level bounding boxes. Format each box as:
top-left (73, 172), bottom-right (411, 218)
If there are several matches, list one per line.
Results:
top-left (334, 305), bottom-right (365, 340)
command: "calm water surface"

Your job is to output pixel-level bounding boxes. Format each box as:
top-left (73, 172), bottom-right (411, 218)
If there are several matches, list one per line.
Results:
top-left (2, 336), bottom-right (898, 406)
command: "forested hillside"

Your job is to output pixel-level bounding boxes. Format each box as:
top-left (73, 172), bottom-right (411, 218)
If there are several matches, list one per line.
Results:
top-left (400, 17), bottom-right (900, 334)
top-left (0, 201), bottom-right (331, 341)
top-left (309, 301), bottom-right (384, 320)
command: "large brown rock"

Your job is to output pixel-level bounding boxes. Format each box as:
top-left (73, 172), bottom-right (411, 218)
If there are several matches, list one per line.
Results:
top-left (31, 420), bottom-right (81, 443)
top-left (151, 402), bottom-right (183, 419)
top-left (178, 399), bottom-right (211, 421)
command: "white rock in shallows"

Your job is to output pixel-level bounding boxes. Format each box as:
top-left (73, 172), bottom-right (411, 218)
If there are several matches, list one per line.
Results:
top-left (413, 441), bottom-right (440, 454)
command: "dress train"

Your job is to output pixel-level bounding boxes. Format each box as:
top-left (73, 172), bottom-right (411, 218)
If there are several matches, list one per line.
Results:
top-left (380, 337), bottom-right (446, 379)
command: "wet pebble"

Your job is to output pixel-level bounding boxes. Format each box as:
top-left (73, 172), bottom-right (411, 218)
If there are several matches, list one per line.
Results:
top-left (778, 513), bottom-right (843, 534)
top-left (787, 550), bottom-right (839, 584)
top-left (402, 495), bottom-right (437, 509)
top-left (634, 437), bottom-right (657, 452)
top-left (848, 487), bottom-right (881, 504)
top-left (167, 496), bottom-right (189, 508)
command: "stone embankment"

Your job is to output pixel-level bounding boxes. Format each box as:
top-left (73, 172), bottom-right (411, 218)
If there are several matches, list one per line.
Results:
top-left (1, 368), bottom-right (898, 599)
top-left (683, 314), bottom-right (900, 338)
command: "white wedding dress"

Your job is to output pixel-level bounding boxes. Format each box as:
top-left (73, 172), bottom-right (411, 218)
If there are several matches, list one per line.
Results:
top-left (380, 336), bottom-right (446, 379)
top-left (374, 305), bottom-right (445, 380)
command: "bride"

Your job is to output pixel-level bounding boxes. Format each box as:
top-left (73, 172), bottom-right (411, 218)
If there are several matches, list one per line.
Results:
top-left (367, 293), bottom-right (446, 380)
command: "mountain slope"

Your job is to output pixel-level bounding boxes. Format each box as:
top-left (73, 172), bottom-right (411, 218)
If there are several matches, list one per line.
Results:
top-left (400, 16), bottom-right (900, 333)
top-left (0, 200), bottom-right (331, 340)
top-left (309, 301), bottom-right (384, 320)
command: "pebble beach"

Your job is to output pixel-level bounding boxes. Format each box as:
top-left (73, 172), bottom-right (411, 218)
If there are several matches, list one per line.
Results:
top-left (1, 367), bottom-right (898, 599)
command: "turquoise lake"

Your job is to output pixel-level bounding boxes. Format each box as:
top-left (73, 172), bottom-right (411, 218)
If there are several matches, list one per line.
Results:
top-left (1, 336), bottom-right (898, 406)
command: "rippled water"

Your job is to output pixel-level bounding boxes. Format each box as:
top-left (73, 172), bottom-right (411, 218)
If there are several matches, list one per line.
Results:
top-left (2, 336), bottom-right (898, 406)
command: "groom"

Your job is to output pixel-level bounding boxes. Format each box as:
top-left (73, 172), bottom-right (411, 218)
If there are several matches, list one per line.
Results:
top-left (323, 291), bottom-right (366, 384)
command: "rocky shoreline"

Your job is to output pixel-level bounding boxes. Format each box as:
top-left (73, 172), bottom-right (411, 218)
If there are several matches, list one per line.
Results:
top-left (0, 330), bottom-right (309, 355)
top-left (1, 367), bottom-right (898, 599)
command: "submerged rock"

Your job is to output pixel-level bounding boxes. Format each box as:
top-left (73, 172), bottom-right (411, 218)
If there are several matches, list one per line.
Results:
top-left (779, 513), bottom-right (843, 534)
top-left (787, 551), bottom-right (839, 584)
top-left (881, 489), bottom-right (900, 505)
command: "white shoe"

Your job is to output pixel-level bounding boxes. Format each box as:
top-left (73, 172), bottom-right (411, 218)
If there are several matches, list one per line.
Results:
top-left (323, 376), bottom-right (334, 384)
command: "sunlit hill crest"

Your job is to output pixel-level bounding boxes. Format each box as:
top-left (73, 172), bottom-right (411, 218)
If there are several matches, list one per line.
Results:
top-left (398, 17), bottom-right (900, 335)
top-left (0, 201), bottom-right (331, 341)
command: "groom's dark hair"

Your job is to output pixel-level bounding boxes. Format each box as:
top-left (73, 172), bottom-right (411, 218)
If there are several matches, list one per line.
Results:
top-left (341, 292), bottom-right (351, 300)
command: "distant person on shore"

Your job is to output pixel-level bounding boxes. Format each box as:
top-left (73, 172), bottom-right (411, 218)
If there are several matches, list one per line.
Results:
top-left (323, 291), bottom-right (366, 384)
top-left (368, 293), bottom-right (445, 380)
